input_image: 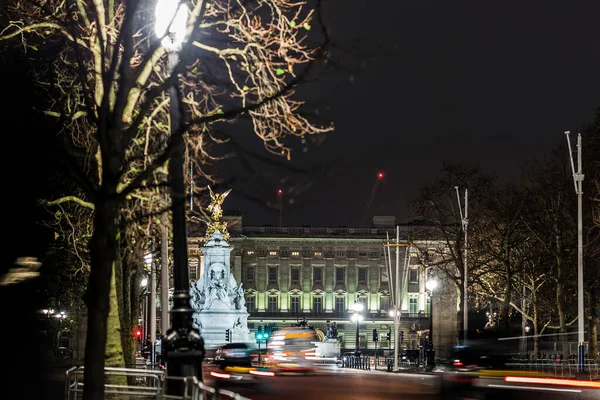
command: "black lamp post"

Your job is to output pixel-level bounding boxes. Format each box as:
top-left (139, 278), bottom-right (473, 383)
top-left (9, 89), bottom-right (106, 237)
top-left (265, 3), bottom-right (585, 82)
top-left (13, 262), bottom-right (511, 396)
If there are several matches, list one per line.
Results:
top-left (425, 276), bottom-right (437, 371)
top-left (351, 301), bottom-right (364, 356)
top-left (524, 325), bottom-right (531, 359)
top-left (155, 1), bottom-right (204, 393)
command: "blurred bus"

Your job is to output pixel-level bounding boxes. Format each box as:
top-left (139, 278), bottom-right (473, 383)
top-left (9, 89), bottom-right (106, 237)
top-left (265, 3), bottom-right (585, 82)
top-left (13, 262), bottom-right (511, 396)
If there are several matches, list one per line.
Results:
top-left (265, 327), bottom-right (319, 372)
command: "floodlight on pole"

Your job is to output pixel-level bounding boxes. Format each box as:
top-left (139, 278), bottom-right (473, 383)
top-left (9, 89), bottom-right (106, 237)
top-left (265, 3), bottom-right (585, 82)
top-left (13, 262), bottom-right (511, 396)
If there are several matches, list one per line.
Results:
top-left (455, 186), bottom-right (469, 343)
top-left (565, 131), bottom-right (585, 373)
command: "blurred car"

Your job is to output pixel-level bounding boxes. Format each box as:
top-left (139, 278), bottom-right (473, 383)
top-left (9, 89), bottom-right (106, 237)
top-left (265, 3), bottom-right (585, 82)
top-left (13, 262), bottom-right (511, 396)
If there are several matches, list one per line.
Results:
top-left (440, 343), bottom-right (510, 400)
top-left (265, 327), bottom-right (319, 373)
top-left (214, 343), bottom-right (252, 369)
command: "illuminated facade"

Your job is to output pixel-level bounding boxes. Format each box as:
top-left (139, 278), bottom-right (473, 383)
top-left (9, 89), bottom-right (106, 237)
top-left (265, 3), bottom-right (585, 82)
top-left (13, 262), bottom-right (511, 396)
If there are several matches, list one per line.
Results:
top-left (189, 216), bottom-right (458, 355)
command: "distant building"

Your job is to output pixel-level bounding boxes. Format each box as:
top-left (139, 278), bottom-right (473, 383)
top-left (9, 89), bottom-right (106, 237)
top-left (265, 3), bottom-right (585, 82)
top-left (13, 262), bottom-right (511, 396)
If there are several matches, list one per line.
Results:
top-left (188, 216), bottom-right (458, 358)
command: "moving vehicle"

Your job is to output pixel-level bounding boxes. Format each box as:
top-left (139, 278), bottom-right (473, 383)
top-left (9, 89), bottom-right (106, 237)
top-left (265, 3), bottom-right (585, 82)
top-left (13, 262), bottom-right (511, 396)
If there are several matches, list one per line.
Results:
top-left (265, 327), bottom-right (319, 373)
top-left (214, 342), bottom-right (252, 369)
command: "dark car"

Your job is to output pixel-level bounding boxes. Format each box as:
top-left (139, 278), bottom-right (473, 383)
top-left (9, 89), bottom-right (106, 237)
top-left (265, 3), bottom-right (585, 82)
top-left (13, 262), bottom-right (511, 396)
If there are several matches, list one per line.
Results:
top-left (440, 343), bottom-right (509, 400)
top-left (214, 343), bottom-right (252, 369)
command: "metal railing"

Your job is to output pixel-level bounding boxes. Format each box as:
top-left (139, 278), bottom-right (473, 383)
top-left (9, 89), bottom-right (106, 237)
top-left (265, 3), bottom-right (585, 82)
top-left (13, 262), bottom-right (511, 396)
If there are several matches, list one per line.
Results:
top-left (65, 366), bottom-right (252, 400)
top-left (505, 358), bottom-right (600, 380)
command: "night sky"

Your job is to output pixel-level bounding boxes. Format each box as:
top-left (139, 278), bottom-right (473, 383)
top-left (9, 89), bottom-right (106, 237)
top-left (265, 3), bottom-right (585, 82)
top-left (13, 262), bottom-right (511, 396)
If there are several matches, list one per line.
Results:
top-left (2, 0), bottom-right (600, 269)
top-left (221, 0), bottom-right (600, 228)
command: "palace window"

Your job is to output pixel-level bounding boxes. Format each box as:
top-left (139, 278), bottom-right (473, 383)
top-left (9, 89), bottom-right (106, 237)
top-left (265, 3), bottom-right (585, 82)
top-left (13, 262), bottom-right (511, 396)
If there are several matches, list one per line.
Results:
top-left (312, 296), bottom-right (323, 314)
top-left (358, 268), bottom-right (367, 284)
top-left (314, 251), bottom-right (322, 257)
top-left (292, 251), bottom-right (300, 256)
top-left (380, 296), bottom-right (390, 313)
top-left (290, 296), bottom-right (300, 314)
top-left (245, 295), bottom-right (256, 313)
top-left (313, 267), bottom-right (322, 283)
top-left (335, 297), bottom-right (345, 313)
top-left (409, 267), bottom-right (418, 282)
top-left (409, 296), bottom-right (418, 314)
top-left (269, 251), bottom-right (277, 256)
top-left (291, 266), bottom-right (300, 284)
top-left (189, 264), bottom-right (197, 280)
top-left (247, 250), bottom-right (254, 255)
top-left (268, 266), bottom-right (278, 283)
top-left (267, 296), bottom-right (278, 312)
top-left (247, 266), bottom-right (255, 282)
top-left (335, 267), bottom-right (345, 284)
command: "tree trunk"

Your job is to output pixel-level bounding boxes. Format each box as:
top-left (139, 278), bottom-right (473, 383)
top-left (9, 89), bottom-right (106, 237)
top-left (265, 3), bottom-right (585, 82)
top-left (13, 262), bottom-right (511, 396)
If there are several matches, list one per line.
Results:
top-left (556, 259), bottom-right (569, 358)
top-left (105, 263), bottom-right (127, 388)
top-left (590, 316), bottom-right (599, 360)
top-left (502, 262), bottom-right (512, 332)
top-left (533, 290), bottom-right (539, 360)
top-left (83, 197), bottom-right (119, 400)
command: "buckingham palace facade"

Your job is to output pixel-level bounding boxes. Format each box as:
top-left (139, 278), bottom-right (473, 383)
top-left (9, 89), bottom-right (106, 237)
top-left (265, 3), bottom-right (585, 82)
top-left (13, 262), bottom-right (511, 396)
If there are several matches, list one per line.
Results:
top-left (188, 215), bottom-right (458, 357)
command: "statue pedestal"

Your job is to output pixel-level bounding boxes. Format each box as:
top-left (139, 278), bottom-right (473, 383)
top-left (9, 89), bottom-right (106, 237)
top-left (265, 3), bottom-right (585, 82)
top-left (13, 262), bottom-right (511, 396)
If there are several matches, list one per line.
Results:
top-left (196, 310), bottom-right (255, 349)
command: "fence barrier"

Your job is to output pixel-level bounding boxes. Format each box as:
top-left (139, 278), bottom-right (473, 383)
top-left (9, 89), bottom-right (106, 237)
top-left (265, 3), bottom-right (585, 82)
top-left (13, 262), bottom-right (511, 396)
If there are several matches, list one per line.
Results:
top-left (65, 366), bottom-right (252, 400)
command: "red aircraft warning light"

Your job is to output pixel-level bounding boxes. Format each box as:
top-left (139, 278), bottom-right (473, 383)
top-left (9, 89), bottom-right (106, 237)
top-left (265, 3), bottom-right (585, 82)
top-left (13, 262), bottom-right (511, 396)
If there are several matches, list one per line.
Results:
top-left (277, 189), bottom-right (283, 195)
top-left (377, 172), bottom-right (384, 179)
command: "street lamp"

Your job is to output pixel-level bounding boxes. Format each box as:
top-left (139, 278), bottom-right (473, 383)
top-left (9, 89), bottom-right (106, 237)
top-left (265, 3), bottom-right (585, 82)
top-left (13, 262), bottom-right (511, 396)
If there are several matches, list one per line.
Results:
top-left (155, 1), bottom-right (204, 390)
top-left (351, 302), bottom-right (364, 355)
top-left (425, 277), bottom-right (437, 371)
top-left (524, 325), bottom-right (531, 359)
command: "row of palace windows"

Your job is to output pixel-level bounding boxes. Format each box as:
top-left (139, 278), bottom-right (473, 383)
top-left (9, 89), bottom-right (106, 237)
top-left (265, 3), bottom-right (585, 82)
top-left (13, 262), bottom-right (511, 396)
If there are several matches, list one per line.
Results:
top-left (243, 294), bottom-right (430, 314)
top-left (189, 265), bottom-right (420, 284)
top-left (245, 250), bottom-right (379, 257)
top-left (244, 266), bottom-right (420, 284)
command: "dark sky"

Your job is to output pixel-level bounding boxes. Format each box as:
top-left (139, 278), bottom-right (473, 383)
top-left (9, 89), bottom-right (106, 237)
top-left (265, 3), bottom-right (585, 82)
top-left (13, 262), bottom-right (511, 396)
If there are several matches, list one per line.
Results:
top-left (221, 0), bottom-right (600, 228)
top-left (2, 0), bottom-right (600, 268)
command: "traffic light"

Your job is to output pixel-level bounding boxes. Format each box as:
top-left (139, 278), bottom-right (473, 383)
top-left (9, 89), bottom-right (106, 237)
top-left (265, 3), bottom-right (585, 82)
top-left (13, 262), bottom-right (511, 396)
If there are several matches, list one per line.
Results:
top-left (386, 331), bottom-right (391, 341)
top-left (225, 329), bottom-right (230, 342)
top-left (372, 328), bottom-right (378, 342)
top-left (255, 326), bottom-right (263, 341)
top-left (135, 328), bottom-right (142, 340)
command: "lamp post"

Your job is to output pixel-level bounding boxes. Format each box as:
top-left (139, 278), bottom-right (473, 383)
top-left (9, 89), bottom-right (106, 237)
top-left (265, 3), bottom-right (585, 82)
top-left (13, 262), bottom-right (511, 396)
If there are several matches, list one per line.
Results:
top-left (565, 131), bottom-right (585, 373)
top-left (425, 277), bottom-right (437, 371)
top-left (155, 0), bottom-right (204, 390)
top-left (351, 301), bottom-right (364, 355)
top-left (524, 325), bottom-right (531, 359)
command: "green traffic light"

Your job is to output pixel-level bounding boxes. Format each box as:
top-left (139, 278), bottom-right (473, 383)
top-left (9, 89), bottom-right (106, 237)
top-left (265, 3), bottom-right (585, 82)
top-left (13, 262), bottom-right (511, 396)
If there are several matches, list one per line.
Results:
top-left (257, 333), bottom-right (263, 340)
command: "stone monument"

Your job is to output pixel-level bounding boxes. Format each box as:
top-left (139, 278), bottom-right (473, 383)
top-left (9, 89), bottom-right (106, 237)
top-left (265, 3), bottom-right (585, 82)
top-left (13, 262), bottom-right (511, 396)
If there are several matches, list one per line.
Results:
top-left (189, 187), bottom-right (254, 348)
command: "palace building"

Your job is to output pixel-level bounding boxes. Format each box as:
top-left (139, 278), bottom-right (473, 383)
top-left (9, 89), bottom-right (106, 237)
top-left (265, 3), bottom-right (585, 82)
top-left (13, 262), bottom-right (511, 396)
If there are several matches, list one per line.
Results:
top-left (188, 215), bottom-right (458, 358)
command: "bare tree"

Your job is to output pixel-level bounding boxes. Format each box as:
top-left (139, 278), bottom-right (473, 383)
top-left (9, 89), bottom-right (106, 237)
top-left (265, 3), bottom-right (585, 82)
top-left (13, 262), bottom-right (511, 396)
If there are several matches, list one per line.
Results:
top-left (0, 0), bottom-right (333, 398)
top-left (410, 163), bottom-right (495, 339)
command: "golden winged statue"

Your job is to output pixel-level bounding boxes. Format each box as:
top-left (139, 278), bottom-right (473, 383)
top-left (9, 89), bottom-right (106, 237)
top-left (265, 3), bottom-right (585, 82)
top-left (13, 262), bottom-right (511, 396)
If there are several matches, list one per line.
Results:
top-left (205, 186), bottom-right (232, 241)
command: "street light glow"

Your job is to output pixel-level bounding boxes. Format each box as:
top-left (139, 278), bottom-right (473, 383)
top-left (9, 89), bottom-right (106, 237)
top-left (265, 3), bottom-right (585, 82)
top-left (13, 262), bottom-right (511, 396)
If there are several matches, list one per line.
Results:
top-left (352, 303), bottom-right (364, 312)
top-left (351, 314), bottom-right (363, 322)
top-left (426, 278), bottom-right (437, 291)
top-left (141, 277), bottom-right (148, 287)
top-left (155, 0), bottom-right (189, 49)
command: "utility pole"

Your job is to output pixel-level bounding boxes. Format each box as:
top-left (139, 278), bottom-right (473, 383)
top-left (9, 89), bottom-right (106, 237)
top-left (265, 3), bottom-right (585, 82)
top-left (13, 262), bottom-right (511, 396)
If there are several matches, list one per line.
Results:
top-left (385, 227), bottom-right (410, 372)
top-left (455, 186), bottom-right (469, 342)
top-left (277, 189), bottom-right (283, 227)
top-left (394, 226), bottom-right (400, 372)
top-left (565, 131), bottom-right (585, 373)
